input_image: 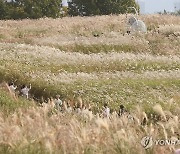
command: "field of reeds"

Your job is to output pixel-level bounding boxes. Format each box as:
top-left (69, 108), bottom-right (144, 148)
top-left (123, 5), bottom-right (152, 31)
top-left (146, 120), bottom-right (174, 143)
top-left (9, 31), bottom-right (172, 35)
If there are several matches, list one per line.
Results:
top-left (0, 14), bottom-right (180, 153)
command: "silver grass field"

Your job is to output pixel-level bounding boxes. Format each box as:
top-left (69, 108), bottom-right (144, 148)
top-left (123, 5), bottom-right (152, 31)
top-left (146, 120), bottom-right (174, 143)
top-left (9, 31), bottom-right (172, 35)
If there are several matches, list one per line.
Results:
top-left (0, 14), bottom-right (179, 154)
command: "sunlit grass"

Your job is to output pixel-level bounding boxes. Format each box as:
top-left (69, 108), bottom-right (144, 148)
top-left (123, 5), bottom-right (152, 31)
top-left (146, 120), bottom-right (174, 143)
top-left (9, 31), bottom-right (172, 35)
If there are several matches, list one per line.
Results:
top-left (0, 94), bottom-right (179, 154)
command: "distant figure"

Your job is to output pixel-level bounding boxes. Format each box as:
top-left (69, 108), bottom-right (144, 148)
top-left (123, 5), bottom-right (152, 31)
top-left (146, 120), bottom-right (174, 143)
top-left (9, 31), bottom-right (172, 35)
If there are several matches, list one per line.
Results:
top-left (21, 84), bottom-right (31, 99)
top-left (118, 104), bottom-right (126, 116)
top-left (141, 117), bottom-right (147, 126)
top-left (75, 102), bottom-right (82, 113)
top-left (8, 82), bottom-right (17, 93)
top-left (0, 82), bottom-right (17, 101)
top-left (54, 95), bottom-right (63, 111)
top-left (103, 103), bottom-right (110, 118)
top-left (66, 102), bottom-right (73, 113)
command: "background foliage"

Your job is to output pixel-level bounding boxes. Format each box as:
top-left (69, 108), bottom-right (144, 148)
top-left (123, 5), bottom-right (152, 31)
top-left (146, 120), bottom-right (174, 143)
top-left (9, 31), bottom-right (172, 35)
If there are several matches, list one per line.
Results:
top-left (68, 0), bottom-right (139, 16)
top-left (0, 0), bottom-right (139, 19)
top-left (0, 0), bottom-right (62, 19)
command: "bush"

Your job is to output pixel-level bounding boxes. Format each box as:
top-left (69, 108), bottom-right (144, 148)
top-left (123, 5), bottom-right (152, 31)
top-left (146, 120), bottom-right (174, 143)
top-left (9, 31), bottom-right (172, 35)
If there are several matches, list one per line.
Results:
top-left (0, 0), bottom-right (62, 19)
top-left (68, 0), bottom-right (139, 16)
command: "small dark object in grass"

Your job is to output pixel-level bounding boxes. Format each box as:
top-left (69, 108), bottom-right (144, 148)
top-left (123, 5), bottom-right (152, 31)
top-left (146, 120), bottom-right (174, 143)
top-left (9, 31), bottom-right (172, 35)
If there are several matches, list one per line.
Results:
top-left (141, 117), bottom-right (147, 126)
top-left (127, 31), bottom-right (131, 35)
top-left (93, 34), bottom-right (99, 37)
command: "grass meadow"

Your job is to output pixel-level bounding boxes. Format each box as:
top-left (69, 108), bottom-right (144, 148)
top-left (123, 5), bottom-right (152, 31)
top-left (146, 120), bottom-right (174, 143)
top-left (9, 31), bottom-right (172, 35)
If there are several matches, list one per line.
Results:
top-left (0, 14), bottom-right (179, 153)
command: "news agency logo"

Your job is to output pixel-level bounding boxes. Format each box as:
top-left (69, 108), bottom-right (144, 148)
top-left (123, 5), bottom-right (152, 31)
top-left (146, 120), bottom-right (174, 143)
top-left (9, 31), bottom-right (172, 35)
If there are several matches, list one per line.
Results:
top-left (141, 136), bottom-right (153, 149)
top-left (141, 136), bottom-right (180, 149)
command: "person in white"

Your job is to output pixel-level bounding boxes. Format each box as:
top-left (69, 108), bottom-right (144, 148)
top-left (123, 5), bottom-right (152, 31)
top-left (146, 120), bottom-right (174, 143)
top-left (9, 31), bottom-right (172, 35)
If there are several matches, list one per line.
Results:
top-left (54, 95), bottom-right (63, 111)
top-left (21, 84), bottom-right (31, 99)
top-left (103, 103), bottom-right (110, 118)
top-left (9, 82), bottom-right (17, 92)
top-left (66, 102), bottom-right (72, 113)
